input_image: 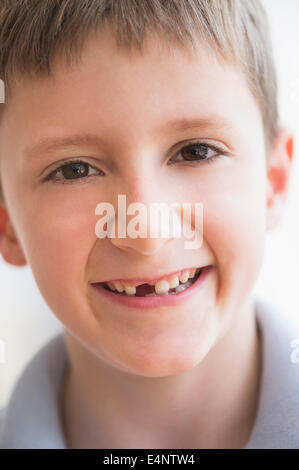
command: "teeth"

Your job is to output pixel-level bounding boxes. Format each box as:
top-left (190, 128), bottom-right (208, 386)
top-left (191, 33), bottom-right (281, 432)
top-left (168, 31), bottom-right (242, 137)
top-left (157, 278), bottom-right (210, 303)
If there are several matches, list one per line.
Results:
top-left (154, 280), bottom-right (170, 295)
top-left (175, 284), bottom-right (187, 293)
top-left (175, 280), bottom-right (192, 293)
top-left (169, 276), bottom-right (180, 288)
top-left (124, 285), bottom-right (136, 295)
top-left (179, 271), bottom-right (190, 283)
top-left (106, 268), bottom-right (201, 296)
top-left (114, 281), bottom-right (124, 293)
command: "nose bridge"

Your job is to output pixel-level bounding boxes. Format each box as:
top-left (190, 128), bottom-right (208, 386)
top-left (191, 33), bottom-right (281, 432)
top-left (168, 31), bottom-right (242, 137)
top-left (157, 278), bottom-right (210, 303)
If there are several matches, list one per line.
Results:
top-left (110, 172), bottom-right (179, 255)
top-left (126, 173), bottom-right (149, 204)
top-left (119, 170), bottom-right (160, 215)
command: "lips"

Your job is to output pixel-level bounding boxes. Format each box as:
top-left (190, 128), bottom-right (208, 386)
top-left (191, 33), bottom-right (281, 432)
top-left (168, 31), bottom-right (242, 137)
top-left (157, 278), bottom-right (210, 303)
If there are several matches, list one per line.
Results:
top-left (91, 266), bottom-right (204, 296)
top-left (105, 267), bottom-right (202, 296)
top-left (90, 265), bottom-right (213, 309)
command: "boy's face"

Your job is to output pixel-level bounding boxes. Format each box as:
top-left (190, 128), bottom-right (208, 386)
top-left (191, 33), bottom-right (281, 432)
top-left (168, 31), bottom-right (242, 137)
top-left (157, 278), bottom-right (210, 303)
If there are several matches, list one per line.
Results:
top-left (0, 27), bottom-right (292, 376)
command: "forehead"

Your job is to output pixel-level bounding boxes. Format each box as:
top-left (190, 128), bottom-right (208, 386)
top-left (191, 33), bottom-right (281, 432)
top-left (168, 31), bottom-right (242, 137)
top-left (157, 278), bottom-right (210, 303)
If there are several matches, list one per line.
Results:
top-left (4, 27), bottom-right (263, 152)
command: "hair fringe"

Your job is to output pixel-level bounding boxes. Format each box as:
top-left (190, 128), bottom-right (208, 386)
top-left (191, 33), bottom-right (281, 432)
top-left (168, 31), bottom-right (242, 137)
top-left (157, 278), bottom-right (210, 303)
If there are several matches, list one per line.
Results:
top-left (0, 0), bottom-right (279, 202)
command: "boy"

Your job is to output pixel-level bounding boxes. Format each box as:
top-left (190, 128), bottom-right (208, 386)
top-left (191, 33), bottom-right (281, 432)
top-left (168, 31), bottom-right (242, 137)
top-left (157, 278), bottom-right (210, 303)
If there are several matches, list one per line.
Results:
top-left (0, 0), bottom-right (298, 449)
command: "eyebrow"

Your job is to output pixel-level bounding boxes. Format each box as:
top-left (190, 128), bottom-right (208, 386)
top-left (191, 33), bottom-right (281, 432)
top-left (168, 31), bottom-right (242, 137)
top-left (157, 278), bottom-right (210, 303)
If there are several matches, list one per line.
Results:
top-left (24, 114), bottom-right (234, 159)
top-left (24, 134), bottom-right (106, 160)
top-left (160, 115), bottom-right (235, 133)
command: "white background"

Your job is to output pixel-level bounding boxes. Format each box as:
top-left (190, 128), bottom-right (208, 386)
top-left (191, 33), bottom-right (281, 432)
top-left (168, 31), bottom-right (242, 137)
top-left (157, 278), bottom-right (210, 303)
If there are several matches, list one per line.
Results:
top-left (1, 0), bottom-right (299, 409)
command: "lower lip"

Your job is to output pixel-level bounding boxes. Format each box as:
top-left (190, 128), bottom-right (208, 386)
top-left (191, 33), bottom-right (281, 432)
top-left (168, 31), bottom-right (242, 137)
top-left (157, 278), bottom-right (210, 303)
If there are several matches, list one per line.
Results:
top-left (90, 265), bottom-right (213, 310)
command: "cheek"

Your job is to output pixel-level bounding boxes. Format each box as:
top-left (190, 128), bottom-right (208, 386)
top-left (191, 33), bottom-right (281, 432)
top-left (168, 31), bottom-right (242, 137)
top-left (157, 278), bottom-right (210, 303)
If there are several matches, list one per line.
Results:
top-left (186, 155), bottom-right (267, 301)
top-left (15, 189), bottom-right (98, 305)
top-left (205, 168), bottom-right (267, 303)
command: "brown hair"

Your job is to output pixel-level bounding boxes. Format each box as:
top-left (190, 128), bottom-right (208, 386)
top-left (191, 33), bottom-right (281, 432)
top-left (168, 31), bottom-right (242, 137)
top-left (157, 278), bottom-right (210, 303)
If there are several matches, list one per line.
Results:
top-left (0, 0), bottom-right (279, 203)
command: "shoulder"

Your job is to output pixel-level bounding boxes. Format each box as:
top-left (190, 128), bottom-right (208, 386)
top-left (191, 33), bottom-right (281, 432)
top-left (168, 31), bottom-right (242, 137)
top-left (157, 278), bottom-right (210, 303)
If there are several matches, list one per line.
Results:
top-left (255, 297), bottom-right (299, 364)
top-left (0, 406), bottom-right (7, 448)
top-left (0, 331), bottom-right (69, 449)
top-left (244, 297), bottom-right (299, 449)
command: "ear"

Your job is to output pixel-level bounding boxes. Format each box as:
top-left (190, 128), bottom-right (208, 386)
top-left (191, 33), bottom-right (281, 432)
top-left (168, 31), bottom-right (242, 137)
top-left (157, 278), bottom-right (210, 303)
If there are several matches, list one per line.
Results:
top-left (0, 204), bottom-right (27, 266)
top-left (266, 128), bottom-right (294, 231)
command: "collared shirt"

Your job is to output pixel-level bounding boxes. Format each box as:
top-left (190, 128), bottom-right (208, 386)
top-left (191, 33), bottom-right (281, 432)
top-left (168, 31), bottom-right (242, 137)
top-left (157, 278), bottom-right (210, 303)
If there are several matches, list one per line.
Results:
top-left (1, 297), bottom-right (299, 449)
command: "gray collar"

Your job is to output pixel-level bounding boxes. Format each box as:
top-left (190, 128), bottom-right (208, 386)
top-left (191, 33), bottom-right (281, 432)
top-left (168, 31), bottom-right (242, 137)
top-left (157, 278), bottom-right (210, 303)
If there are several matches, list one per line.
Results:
top-left (244, 298), bottom-right (299, 448)
top-left (1, 297), bottom-right (299, 448)
top-left (1, 330), bottom-right (69, 449)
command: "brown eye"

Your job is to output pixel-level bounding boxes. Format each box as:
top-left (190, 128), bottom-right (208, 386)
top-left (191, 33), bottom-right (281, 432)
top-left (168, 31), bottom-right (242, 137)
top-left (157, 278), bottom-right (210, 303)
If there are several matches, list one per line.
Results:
top-left (44, 160), bottom-right (102, 183)
top-left (61, 162), bottom-right (89, 179)
top-left (181, 144), bottom-right (210, 161)
top-left (169, 141), bottom-right (224, 165)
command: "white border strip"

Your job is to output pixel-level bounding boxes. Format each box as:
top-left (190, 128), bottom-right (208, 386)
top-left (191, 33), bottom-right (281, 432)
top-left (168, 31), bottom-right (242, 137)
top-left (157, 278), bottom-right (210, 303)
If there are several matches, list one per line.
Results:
top-left (0, 79), bottom-right (5, 103)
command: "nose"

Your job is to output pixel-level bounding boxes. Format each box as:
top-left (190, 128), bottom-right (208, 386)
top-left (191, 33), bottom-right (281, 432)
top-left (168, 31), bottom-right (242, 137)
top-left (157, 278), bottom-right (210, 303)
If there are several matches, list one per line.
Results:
top-left (108, 176), bottom-right (182, 256)
top-left (111, 197), bottom-right (182, 255)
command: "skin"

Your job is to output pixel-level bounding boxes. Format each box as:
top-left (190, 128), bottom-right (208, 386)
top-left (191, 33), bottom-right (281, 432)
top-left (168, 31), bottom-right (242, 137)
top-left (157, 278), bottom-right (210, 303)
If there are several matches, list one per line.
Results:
top-left (0, 26), bottom-right (294, 448)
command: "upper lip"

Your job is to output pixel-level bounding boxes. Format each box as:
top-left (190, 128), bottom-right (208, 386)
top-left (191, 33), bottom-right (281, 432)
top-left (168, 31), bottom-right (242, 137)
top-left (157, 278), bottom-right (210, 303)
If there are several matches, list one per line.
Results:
top-left (91, 265), bottom-right (207, 288)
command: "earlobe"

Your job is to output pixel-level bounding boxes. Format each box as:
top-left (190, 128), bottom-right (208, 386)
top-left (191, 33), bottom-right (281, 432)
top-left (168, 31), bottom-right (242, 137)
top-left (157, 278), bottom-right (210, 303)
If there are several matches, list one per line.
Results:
top-left (266, 128), bottom-right (294, 231)
top-left (286, 135), bottom-right (294, 161)
top-left (0, 205), bottom-right (27, 266)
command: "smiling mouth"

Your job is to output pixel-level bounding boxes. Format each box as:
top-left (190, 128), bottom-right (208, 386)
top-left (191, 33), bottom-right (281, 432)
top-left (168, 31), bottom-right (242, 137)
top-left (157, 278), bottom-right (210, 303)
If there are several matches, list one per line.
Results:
top-left (98, 267), bottom-right (203, 297)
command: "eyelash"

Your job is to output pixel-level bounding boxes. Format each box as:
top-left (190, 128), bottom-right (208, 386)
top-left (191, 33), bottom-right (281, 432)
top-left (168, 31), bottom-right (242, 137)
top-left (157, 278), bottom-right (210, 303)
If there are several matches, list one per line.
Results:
top-left (168, 141), bottom-right (228, 166)
top-left (43, 141), bottom-right (228, 184)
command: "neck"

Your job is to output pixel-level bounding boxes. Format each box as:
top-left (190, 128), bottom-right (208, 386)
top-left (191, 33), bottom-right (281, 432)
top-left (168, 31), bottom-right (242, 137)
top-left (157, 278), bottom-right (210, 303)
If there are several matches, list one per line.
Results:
top-left (60, 297), bottom-right (261, 449)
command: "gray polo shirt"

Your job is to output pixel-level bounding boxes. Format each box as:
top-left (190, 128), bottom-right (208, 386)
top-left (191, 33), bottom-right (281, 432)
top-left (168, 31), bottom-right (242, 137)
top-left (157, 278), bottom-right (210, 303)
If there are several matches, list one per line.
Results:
top-left (1, 297), bottom-right (299, 449)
